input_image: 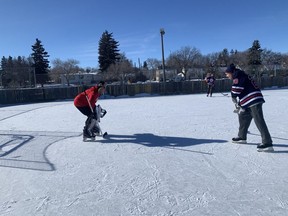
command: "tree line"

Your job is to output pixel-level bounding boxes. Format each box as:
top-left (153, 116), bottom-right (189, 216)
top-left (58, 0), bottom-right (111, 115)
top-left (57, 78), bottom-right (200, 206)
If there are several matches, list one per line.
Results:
top-left (1, 31), bottom-right (288, 88)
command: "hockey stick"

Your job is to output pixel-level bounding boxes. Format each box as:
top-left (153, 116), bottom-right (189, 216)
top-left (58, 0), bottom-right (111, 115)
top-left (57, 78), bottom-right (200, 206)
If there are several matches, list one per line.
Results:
top-left (220, 92), bottom-right (229, 96)
top-left (84, 91), bottom-right (94, 113)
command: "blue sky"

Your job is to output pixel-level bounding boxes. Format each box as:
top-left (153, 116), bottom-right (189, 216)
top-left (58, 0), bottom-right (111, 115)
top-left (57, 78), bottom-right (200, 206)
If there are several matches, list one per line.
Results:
top-left (1, 0), bottom-right (287, 68)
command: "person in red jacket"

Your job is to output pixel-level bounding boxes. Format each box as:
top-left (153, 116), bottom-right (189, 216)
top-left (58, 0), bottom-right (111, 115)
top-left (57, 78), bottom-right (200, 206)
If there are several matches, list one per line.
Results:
top-left (74, 81), bottom-right (106, 139)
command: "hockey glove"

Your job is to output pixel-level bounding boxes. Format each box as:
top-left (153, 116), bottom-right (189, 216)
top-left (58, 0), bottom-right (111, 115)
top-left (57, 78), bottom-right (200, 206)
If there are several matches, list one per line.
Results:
top-left (101, 109), bottom-right (107, 118)
top-left (233, 104), bottom-right (240, 113)
top-left (233, 104), bottom-right (245, 114)
top-left (238, 107), bottom-right (246, 114)
top-left (232, 97), bottom-right (237, 104)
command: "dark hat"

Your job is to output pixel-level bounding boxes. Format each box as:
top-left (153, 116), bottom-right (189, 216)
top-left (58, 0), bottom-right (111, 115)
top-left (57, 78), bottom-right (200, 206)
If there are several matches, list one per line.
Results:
top-left (225, 64), bottom-right (236, 73)
top-left (98, 81), bottom-right (106, 87)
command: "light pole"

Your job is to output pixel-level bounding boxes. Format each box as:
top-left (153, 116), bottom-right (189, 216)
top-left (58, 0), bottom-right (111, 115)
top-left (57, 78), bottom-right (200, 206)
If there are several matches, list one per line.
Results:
top-left (29, 56), bottom-right (37, 87)
top-left (160, 28), bottom-right (166, 82)
top-left (33, 67), bottom-right (36, 87)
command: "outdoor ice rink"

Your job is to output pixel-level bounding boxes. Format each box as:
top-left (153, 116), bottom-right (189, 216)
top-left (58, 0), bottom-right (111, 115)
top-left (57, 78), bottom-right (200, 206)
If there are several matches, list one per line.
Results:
top-left (1, 89), bottom-right (288, 216)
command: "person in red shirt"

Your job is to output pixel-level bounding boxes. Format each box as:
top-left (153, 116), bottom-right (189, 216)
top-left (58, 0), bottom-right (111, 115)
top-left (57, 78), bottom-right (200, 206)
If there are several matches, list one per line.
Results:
top-left (74, 81), bottom-right (106, 139)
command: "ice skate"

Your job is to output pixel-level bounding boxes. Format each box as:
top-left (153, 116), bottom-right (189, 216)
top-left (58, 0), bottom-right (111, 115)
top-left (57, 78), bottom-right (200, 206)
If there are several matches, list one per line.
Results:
top-left (257, 144), bottom-right (274, 152)
top-left (232, 137), bottom-right (247, 144)
top-left (82, 105), bottom-right (108, 141)
top-left (83, 127), bottom-right (96, 142)
top-left (93, 125), bottom-right (101, 136)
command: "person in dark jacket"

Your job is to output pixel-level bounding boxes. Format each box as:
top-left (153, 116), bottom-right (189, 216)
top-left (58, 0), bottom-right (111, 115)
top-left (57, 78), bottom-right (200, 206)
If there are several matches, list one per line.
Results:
top-left (205, 73), bottom-right (215, 97)
top-left (225, 64), bottom-right (273, 152)
top-left (74, 81), bottom-right (106, 139)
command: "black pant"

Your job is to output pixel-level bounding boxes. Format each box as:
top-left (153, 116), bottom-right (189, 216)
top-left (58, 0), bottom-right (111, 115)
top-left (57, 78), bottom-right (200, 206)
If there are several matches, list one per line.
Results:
top-left (76, 106), bottom-right (92, 117)
top-left (207, 85), bottom-right (214, 96)
top-left (238, 103), bottom-right (272, 145)
top-left (75, 106), bottom-right (96, 127)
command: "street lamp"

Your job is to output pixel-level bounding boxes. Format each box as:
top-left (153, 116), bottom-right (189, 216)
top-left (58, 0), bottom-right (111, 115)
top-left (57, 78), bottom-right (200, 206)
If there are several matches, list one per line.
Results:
top-left (160, 28), bottom-right (166, 82)
top-left (29, 56), bottom-right (37, 87)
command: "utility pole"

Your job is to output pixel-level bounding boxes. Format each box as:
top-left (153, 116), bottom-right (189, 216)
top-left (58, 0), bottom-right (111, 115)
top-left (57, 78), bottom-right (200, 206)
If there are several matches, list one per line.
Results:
top-left (160, 28), bottom-right (166, 82)
top-left (160, 28), bottom-right (166, 94)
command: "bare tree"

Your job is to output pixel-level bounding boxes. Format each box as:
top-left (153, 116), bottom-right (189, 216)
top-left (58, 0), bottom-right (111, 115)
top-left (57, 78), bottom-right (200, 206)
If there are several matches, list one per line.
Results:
top-left (261, 49), bottom-right (282, 75)
top-left (50, 59), bottom-right (80, 86)
top-left (202, 53), bottom-right (221, 77)
top-left (145, 58), bottom-right (161, 70)
top-left (166, 46), bottom-right (202, 80)
top-left (106, 60), bottom-right (133, 83)
top-left (145, 58), bottom-right (161, 80)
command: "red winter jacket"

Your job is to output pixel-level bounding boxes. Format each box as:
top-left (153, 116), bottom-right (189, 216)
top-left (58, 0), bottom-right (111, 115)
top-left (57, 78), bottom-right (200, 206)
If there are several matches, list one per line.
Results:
top-left (74, 86), bottom-right (101, 109)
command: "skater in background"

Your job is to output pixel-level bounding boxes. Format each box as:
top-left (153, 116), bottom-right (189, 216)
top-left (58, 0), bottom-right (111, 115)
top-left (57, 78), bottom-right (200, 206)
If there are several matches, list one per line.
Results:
top-left (205, 73), bottom-right (215, 97)
top-left (225, 64), bottom-right (273, 152)
top-left (74, 81), bottom-right (106, 139)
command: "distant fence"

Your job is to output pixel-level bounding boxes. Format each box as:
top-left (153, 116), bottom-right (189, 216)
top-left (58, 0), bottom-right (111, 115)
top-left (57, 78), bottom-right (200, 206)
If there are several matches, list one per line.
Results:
top-left (0, 77), bottom-right (287, 105)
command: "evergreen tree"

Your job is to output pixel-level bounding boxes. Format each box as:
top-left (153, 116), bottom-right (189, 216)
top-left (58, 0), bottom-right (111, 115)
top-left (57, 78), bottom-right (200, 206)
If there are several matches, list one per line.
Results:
top-left (218, 48), bottom-right (229, 67)
top-left (143, 61), bottom-right (148, 69)
top-left (0, 56), bottom-right (13, 87)
top-left (0, 57), bottom-right (7, 87)
top-left (31, 38), bottom-right (50, 86)
top-left (0, 56), bottom-right (31, 88)
top-left (98, 30), bottom-right (120, 72)
top-left (247, 40), bottom-right (262, 77)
